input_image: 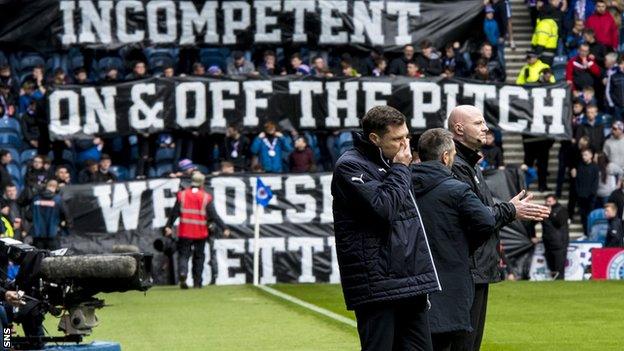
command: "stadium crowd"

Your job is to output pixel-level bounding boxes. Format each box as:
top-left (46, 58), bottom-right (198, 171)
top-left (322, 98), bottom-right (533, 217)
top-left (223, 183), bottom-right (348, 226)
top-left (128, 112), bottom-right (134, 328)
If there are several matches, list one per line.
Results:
top-left (0, 0), bottom-right (623, 245)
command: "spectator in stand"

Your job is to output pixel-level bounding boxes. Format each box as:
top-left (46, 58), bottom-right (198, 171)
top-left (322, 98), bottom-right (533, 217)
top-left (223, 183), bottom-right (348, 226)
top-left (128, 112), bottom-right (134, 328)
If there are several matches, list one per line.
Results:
top-left (607, 56), bottom-right (624, 121)
top-left (29, 65), bottom-right (47, 94)
top-left (416, 40), bottom-right (442, 77)
top-left (472, 58), bottom-right (493, 81)
top-left (169, 159), bottom-right (197, 180)
top-left (311, 56), bottom-right (334, 77)
top-left (339, 53), bottom-right (360, 77)
top-left (406, 62), bottom-right (423, 78)
top-left (289, 136), bottom-right (315, 173)
top-left (227, 51), bottom-right (257, 76)
top-left (478, 42), bottom-right (506, 82)
top-left (571, 0), bottom-right (596, 21)
top-left (25, 155), bottom-right (48, 190)
top-left (50, 68), bottom-right (68, 87)
top-left (567, 136), bottom-right (591, 215)
top-left (290, 53), bottom-right (311, 76)
top-left (585, 0), bottom-right (619, 50)
top-left (103, 67), bottom-right (119, 82)
top-left (542, 194), bottom-right (569, 280)
top-left (596, 152), bottom-right (623, 207)
top-left (78, 160), bottom-right (99, 184)
top-left (3, 183), bottom-right (24, 238)
top-left (523, 134), bottom-right (555, 191)
top-left (192, 62), bottom-right (206, 76)
top-left (480, 130), bottom-right (504, 170)
top-left (258, 50), bottom-right (283, 76)
top-left (372, 57), bottom-right (387, 77)
top-left (576, 104), bottom-right (605, 151)
top-left (484, 6), bottom-right (501, 51)
top-left (389, 44), bottom-right (415, 76)
top-left (72, 67), bottom-right (88, 84)
top-left (359, 47), bottom-right (384, 75)
top-left (566, 43), bottom-right (601, 91)
top-left (442, 42), bottom-right (468, 77)
top-left (531, 6), bottom-right (559, 66)
top-left (604, 121), bottom-right (624, 169)
top-left (126, 61), bottom-right (149, 80)
top-left (0, 83), bottom-right (14, 118)
top-left (95, 154), bottom-right (116, 183)
top-left (538, 67), bottom-right (556, 83)
top-left (74, 137), bottom-right (103, 167)
top-left (162, 65), bottom-right (175, 78)
top-left (604, 202), bottom-right (624, 246)
top-left (579, 86), bottom-right (597, 105)
top-left (583, 28), bottom-right (607, 67)
top-left (251, 121), bottom-right (292, 173)
top-left (573, 148), bottom-right (599, 236)
top-left (29, 178), bottom-right (67, 250)
top-left (0, 65), bottom-right (18, 99)
top-left (18, 81), bottom-right (44, 115)
top-left (54, 165), bottom-right (71, 188)
top-left (517, 50), bottom-right (553, 84)
top-left (220, 124), bottom-right (250, 172)
top-left (207, 65), bottom-right (223, 77)
top-left (608, 183), bottom-right (624, 219)
top-left (490, 0), bottom-right (510, 63)
top-left (565, 19), bottom-right (585, 59)
top-left (217, 161), bottom-right (235, 175)
top-left (0, 150), bottom-right (11, 189)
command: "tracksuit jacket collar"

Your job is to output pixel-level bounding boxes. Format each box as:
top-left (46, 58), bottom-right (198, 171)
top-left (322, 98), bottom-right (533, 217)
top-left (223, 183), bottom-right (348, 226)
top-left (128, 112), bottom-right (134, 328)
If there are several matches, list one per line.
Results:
top-left (454, 140), bottom-right (481, 167)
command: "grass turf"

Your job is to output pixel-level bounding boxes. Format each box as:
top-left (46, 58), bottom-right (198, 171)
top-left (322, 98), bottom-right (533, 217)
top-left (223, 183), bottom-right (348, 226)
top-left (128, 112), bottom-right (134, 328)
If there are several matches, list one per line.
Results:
top-left (273, 281), bottom-right (624, 351)
top-left (37, 281), bottom-right (623, 350)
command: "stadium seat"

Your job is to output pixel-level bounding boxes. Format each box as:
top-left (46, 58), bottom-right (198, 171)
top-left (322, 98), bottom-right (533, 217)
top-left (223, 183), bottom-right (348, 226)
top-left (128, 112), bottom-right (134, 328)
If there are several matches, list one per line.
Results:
top-left (195, 164), bottom-right (209, 174)
top-left (588, 209), bottom-right (608, 243)
top-left (18, 53), bottom-right (45, 72)
top-left (144, 47), bottom-right (179, 62)
top-left (19, 149), bottom-right (37, 164)
top-left (20, 164), bottom-right (27, 178)
top-left (128, 164), bottom-right (137, 179)
top-left (110, 165), bottom-right (129, 181)
top-left (155, 163), bottom-right (173, 177)
top-left (148, 55), bottom-right (174, 74)
top-left (6, 163), bottom-right (21, 182)
top-left (0, 132), bottom-right (22, 149)
top-left (0, 117), bottom-right (21, 135)
top-left (98, 56), bottom-right (124, 74)
top-left (148, 167), bottom-right (157, 178)
top-left (199, 48), bottom-right (230, 71)
top-left (69, 54), bottom-right (84, 72)
top-left (155, 148), bottom-right (175, 164)
top-left (3, 147), bottom-right (19, 165)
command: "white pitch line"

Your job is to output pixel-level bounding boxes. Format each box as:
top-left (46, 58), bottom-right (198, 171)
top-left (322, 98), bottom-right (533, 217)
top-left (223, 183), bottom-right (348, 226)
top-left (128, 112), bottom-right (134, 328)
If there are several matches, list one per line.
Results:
top-left (256, 285), bottom-right (357, 328)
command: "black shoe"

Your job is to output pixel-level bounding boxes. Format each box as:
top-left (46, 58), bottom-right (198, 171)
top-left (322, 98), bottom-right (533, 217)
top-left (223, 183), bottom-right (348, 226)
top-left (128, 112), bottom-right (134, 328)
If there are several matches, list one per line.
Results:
top-left (179, 275), bottom-right (189, 289)
top-left (193, 284), bottom-right (202, 289)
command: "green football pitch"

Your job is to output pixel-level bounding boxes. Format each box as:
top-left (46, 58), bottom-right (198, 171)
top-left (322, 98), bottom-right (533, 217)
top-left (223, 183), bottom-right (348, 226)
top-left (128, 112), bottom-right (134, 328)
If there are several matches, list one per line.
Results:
top-left (40, 281), bottom-right (624, 351)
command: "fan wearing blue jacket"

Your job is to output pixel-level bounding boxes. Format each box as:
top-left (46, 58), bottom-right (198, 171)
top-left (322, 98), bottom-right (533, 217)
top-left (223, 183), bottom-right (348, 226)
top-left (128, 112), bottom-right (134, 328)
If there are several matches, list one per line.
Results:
top-left (251, 121), bottom-right (293, 173)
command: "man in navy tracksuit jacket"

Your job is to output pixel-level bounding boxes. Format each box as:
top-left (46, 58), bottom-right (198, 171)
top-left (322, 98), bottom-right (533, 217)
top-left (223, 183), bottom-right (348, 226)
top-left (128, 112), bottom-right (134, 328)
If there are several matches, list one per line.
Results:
top-left (29, 178), bottom-right (67, 250)
top-left (332, 106), bottom-right (440, 351)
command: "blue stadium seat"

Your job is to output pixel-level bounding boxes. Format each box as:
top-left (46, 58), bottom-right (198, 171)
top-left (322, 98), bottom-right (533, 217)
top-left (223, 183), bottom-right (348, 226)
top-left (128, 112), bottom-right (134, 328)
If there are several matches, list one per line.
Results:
top-left (18, 53), bottom-right (45, 72)
top-left (110, 165), bottom-right (129, 181)
top-left (588, 209), bottom-right (608, 243)
top-left (20, 164), bottom-right (27, 178)
top-left (144, 47), bottom-right (179, 61)
top-left (148, 55), bottom-right (174, 73)
top-left (61, 149), bottom-right (75, 164)
top-left (148, 167), bottom-right (157, 178)
top-left (69, 55), bottom-right (84, 71)
top-left (195, 164), bottom-right (209, 174)
top-left (0, 117), bottom-right (21, 135)
top-left (6, 163), bottom-right (20, 182)
top-left (128, 164), bottom-right (137, 179)
top-left (2, 147), bottom-right (19, 165)
top-left (98, 56), bottom-right (124, 73)
top-left (0, 133), bottom-right (22, 149)
top-left (155, 148), bottom-right (175, 164)
top-left (20, 149), bottom-right (37, 165)
top-left (155, 163), bottom-right (173, 177)
top-left (199, 48), bottom-right (230, 71)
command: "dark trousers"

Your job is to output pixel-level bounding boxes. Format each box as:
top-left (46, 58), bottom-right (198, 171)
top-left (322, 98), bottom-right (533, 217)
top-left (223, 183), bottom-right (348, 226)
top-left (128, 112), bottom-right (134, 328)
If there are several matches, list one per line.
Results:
top-left (578, 196), bottom-right (595, 236)
top-left (544, 247), bottom-right (566, 280)
top-left (177, 237), bottom-right (206, 286)
top-left (567, 179), bottom-right (577, 217)
top-left (431, 331), bottom-right (469, 351)
top-left (354, 296), bottom-right (432, 351)
top-left (523, 139), bottom-right (554, 190)
top-left (32, 237), bottom-right (60, 251)
top-left (456, 283), bottom-right (489, 351)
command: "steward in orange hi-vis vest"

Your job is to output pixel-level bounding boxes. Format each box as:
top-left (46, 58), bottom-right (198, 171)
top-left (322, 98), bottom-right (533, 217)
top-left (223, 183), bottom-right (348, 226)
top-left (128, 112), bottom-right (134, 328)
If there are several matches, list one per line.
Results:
top-left (164, 171), bottom-right (230, 289)
top-left (177, 188), bottom-right (211, 240)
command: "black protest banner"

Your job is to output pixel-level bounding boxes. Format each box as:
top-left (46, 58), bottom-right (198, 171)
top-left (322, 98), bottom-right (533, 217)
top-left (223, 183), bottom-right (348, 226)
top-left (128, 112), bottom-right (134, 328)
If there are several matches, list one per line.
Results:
top-left (48, 76), bottom-right (572, 140)
top-left (60, 174), bottom-right (337, 285)
top-left (0, 0), bottom-right (482, 52)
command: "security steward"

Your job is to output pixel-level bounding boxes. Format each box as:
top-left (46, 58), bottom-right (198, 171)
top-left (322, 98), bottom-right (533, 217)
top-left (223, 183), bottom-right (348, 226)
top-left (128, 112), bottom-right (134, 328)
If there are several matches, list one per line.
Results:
top-left (164, 171), bottom-right (230, 289)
